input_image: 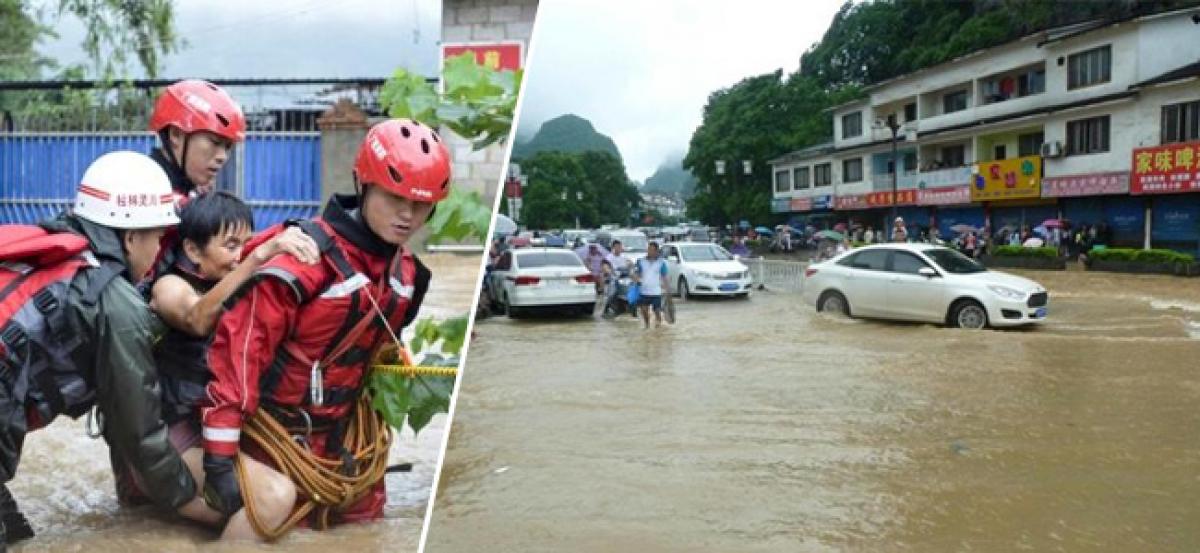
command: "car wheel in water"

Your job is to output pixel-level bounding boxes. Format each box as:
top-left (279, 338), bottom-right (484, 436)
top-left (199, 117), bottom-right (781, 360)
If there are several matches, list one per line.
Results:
top-left (817, 291), bottom-right (849, 316)
top-left (735, 292), bottom-right (749, 300)
top-left (505, 295), bottom-right (520, 319)
top-left (950, 299), bottom-right (988, 329)
top-left (678, 277), bottom-right (690, 300)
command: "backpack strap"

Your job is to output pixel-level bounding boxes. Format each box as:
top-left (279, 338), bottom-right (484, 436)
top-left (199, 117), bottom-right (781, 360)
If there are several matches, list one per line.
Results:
top-left (81, 259), bottom-right (125, 307)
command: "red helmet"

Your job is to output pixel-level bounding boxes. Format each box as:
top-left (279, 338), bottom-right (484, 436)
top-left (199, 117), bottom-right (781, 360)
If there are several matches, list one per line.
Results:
top-left (149, 79), bottom-right (246, 142)
top-left (353, 119), bottom-right (451, 203)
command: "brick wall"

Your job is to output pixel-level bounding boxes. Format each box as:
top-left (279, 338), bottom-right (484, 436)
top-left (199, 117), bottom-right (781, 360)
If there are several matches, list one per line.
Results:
top-left (442, 0), bottom-right (538, 207)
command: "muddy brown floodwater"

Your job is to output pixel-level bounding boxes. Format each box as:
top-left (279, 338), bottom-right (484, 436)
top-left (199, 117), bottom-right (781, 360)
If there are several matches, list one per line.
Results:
top-left (427, 268), bottom-right (1200, 552)
top-left (10, 252), bottom-right (480, 553)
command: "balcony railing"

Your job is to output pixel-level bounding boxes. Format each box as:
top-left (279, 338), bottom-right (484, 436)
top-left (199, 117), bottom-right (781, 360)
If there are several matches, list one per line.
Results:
top-left (913, 166), bottom-right (973, 189)
top-left (870, 170), bottom-right (918, 190)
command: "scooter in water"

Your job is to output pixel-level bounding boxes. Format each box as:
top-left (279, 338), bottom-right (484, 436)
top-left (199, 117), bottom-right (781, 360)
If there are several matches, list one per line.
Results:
top-left (602, 269), bottom-right (637, 319)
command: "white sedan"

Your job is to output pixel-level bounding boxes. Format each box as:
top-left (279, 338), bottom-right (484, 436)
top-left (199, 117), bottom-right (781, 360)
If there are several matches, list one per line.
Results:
top-left (662, 242), bottom-right (753, 299)
top-left (802, 243), bottom-right (1048, 329)
top-left (489, 248), bottom-right (597, 317)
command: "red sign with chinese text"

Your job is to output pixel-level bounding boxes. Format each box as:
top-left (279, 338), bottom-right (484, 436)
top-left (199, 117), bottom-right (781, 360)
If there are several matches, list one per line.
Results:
top-left (442, 42), bottom-right (523, 71)
top-left (865, 189), bottom-right (917, 207)
top-left (1131, 142), bottom-right (1200, 195)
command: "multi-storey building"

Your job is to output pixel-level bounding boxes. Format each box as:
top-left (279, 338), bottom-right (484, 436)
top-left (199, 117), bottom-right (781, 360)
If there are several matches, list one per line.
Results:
top-left (770, 7), bottom-right (1200, 253)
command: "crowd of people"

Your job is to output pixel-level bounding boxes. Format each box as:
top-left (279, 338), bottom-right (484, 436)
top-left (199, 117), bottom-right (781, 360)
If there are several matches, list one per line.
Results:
top-left (0, 81), bottom-right (450, 544)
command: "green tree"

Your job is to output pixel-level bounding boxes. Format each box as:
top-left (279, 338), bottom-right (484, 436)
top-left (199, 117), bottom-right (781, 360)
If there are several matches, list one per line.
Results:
top-left (506, 150), bottom-right (641, 230)
top-left (683, 70), bottom-right (859, 229)
top-left (576, 150), bottom-right (641, 226)
top-left (507, 151), bottom-right (589, 229)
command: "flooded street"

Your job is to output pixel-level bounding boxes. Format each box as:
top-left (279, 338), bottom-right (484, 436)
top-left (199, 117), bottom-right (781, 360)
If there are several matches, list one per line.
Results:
top-left (10, 252), bottom-right (481, 553)
top-left (428, 268), bottom-right (1200, 552)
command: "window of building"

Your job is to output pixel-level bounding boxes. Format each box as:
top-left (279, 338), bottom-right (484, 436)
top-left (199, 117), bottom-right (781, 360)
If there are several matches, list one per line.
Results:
top-left (794, 166), bottom-right (810, 190)
top-left (774, 169), bottom-right (791, 193)
top-left (940, 145), bottom-right (966, 167)
top-left (1066, 115), bottom-right (1110, 155)
top-left (994, 145), bottom-right (1007, 160)
top-left (904, 152), bottom-right (917, 172)
top-left (842, 158), bottom-right (863, 183)
top-left (904, 103), bottom-right (917, 122)
top-left (1018, 68), bottom-right (1046, 96)
top-left (842, 111), bottom-right (863, 139)
top-left (814, 163), bottom-right (832, 187)
top-left (1068, 45), bottom-right (1112, 90)
top-left (1018, 132), bottom-right (1044, 157)
top-left (943, 90), bottom-right (968, 113)
top-left (1162, 100), bottom-right (1200, 144)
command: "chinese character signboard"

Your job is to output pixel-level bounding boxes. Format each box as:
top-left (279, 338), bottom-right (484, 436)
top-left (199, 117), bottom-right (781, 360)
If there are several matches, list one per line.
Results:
top-left (1131, 141), bottom-right (1200, 195)
top-left (971, 155), bottom-right (1042, 201)
top-left (442, 42), bottom-right (524, 71)
top-left (865, 189), bottom-right (917, 207)
top-left (835, 194), bottom-right (869, 210)
top-left (811, 195), bottom-right (834, 211)
top-left (917, 185), bottom-right (971, 206)
top-left (772, 198), bottom-right (791, 213)
top-left (1042, 171), bottom-right (1129, 197)
top-left (789, 197), bottom-right (812, 212)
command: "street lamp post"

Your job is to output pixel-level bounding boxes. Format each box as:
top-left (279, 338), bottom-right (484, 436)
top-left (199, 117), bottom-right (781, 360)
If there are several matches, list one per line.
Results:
top-left (874, 117), bottom-right (902, 238)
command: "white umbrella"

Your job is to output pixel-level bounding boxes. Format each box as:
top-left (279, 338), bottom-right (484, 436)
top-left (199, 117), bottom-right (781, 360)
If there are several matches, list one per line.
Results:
top-left (1022, 237), bottom-right (1045, 247)
top-left (493, 214), bottom-right (518, 235)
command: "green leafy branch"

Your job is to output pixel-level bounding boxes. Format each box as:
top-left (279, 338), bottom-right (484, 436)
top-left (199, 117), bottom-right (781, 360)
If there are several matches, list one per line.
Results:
top-left (380, 52), bottom-right (522, 150)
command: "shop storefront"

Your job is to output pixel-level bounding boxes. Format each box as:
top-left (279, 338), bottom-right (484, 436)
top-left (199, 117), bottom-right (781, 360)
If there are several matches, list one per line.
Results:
top-left (1131, 141), bottom-right (1200, 251)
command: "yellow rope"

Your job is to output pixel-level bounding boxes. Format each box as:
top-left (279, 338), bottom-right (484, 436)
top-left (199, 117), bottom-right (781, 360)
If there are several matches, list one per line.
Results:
top-left (370, 364), bottom-right (458, 377)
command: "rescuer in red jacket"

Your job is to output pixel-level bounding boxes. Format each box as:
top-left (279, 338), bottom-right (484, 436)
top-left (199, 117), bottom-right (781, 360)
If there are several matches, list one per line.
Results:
top-left (199, 119), bottom-right (449, 529)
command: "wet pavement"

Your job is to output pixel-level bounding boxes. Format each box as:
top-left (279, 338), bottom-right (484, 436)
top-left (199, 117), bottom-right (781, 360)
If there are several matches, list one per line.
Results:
top-left (10, 252), bottom-right (480, 552)
top-left (427, 268), bottom-right (1200, 552)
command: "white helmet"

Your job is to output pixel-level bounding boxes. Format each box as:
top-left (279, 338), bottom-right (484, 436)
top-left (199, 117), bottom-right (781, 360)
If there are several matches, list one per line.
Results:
top-left (74, 151), bottom-right (180, 229)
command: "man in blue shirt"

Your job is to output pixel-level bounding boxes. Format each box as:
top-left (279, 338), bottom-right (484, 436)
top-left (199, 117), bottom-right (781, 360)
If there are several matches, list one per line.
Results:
top-left (634, 241), bottom-right (670, 329)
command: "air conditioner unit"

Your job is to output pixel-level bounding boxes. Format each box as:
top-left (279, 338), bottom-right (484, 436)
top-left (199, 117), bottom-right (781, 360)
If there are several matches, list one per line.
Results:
top-left (1040, 141), bottom-right (1064, 158)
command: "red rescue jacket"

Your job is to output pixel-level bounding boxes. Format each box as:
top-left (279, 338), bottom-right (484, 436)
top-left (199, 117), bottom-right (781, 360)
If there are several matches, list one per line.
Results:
top-left (200, 195), bottom-right (430, 456)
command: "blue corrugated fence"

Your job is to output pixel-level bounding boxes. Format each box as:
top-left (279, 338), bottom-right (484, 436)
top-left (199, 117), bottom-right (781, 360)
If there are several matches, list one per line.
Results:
top-left (0, 132), bottom-right (321, 228)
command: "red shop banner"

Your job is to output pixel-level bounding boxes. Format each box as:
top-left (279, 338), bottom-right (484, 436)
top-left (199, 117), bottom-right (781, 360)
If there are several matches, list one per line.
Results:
top-left (1131, 141), bottom-right (1200, 195)
top-left (443, 41), bottom-right (524, 71)
top-left (917, 185), bottom-right (971, 206)
top-left (1041, 171), bottom-right (1129, 198)
top-left (865, 189), bottom-right (917, 207)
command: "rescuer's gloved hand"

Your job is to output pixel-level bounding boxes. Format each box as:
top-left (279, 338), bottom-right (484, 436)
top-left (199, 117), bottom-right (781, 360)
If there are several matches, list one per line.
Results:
top-left (202, 452), bottom-right (243, 516)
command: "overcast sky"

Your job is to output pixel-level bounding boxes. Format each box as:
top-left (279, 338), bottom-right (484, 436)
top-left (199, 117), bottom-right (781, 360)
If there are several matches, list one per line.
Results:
top-left (34, 0), bottom-right (441, 109)
top-left (518, 0), bottom-right (846, 182)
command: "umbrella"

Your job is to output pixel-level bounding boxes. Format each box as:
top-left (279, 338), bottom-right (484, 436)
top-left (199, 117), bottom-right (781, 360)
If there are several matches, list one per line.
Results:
top-left (833, 222), bottom-right (848, 232)
top-left (816, 229), bottom-right (844, 241)
top-left (493, 214), bottom-right (518, 235)
top-left (754, 226), bottom-right (774, 236)
top-left (1041, 219), bottom-right (1066, 229)
top-left (1032, 225), bottom-right (1048, 237)
top-left (950, 224), bottom-right (977, 234)
top-left (574, 243), bottom-right (610, 260)
top-left (1023, 237), bottom-right (1045, 247)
